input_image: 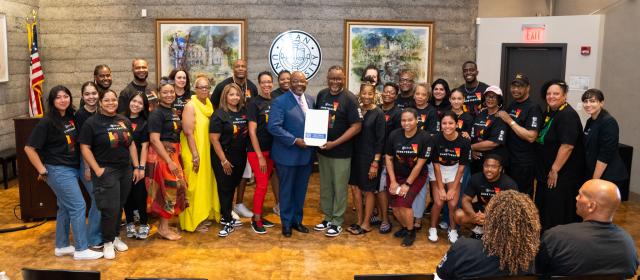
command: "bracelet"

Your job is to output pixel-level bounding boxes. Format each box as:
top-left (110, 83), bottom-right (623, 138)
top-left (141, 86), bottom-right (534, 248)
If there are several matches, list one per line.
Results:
top-left (221, 160), bottom-right (229, 165)
top-left (509, 120), bottom-right (516, 126)
top-left (137, 165), bottom-right (145, 170)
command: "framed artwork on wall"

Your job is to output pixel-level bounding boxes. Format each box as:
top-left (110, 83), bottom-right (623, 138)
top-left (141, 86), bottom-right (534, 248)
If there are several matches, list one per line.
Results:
top-left (0, 14), bottom-right (9, 83)
top-left (155, 19), bottom-right (247, 88)
top-left (344, 20), bottom-right (434, 94)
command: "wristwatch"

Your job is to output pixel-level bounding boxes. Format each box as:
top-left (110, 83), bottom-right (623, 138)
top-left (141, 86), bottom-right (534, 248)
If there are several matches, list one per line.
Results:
top-left (137, 165), bottom-right (145, 170)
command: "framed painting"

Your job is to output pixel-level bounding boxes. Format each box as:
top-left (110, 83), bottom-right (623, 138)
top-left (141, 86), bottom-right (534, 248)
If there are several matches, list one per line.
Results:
top-left (344, 20), bottom-right (434, 94)
top-left (0, 14), bottom-right (8, 83)
top-left (155, 19), bottom-right (246, 88)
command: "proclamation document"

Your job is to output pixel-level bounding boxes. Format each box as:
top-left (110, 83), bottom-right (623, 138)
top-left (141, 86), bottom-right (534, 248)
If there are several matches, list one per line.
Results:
top-left (304, 109), bottom-right (329, 146)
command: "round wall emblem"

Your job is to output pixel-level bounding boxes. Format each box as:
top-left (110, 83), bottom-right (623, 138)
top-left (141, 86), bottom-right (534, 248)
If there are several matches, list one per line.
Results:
top-left (269, 30), bottom-right (322, 80)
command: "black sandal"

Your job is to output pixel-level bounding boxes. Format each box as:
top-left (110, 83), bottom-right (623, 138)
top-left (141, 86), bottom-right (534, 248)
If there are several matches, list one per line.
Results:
top-left (349, 225), bottom-right (369, 235)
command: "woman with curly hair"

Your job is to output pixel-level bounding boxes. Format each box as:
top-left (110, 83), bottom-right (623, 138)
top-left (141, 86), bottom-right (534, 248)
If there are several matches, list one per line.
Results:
top-left (436, 190), bottom-right (540, 279)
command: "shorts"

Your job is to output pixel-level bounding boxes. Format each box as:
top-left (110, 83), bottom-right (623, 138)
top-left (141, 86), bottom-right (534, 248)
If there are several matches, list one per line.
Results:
top-left (427, 163), bottom-right (436, 182)
top-left (387, 174), bottom-right (428, 208)
top-left (439, 164), bottom-right (460, 184)
top-left (242, 159), bottom-right (252, 179)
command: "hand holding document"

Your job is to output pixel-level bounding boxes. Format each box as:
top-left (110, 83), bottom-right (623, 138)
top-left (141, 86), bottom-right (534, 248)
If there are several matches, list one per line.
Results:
top-left (304, 109), bottom-right (329, 147)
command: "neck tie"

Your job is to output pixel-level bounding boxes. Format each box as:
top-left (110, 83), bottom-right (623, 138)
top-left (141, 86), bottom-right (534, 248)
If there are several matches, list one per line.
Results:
top-left (297, 94), bottom-right (307, 115)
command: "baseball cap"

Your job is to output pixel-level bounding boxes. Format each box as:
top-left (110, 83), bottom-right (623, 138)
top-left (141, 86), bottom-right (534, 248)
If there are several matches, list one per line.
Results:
top-left (511, 73), bottom-right (530, 86)
top-left (484, 85), bottom-right (503, 96)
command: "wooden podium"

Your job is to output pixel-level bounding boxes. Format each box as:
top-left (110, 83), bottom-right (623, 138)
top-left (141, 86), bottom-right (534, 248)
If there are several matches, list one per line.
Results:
top-left (14, 117), bottom-right (57, 221)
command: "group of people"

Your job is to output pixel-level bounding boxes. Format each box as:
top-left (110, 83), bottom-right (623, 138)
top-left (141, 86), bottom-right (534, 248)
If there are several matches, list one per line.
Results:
top-left (24, 57), bottom-right (638, 278)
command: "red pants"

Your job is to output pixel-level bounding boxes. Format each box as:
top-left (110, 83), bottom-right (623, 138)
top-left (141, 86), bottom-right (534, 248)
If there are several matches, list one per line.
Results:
top-left (247, 151), bottom-right (274, 216)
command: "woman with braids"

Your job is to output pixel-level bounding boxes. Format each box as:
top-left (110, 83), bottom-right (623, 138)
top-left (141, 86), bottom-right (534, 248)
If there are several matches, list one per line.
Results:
top-left (435, 190), bottom-right (540, 279)
top-left (146, 82), bottom-right (188, 241)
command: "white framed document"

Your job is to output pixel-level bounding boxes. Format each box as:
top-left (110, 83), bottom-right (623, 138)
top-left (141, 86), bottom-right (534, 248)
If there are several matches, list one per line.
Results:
top-left (304, 109), bottom-right (329, 146)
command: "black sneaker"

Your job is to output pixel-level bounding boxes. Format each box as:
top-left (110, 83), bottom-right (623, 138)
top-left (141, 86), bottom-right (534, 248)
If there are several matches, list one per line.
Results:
top-left (251, 220), bottom-right (266, 234)
top-left (401, 229), bottom-right (416, 247)
top-left (325, 225), bottom-right (342, 237)
top-left (470, 232), bottom-right (483, 240)
top-left (394, 227), bottom-right (408, 238)
top-left (262, 218), bottom-right (275, 228)
top-left (314, 220), bottom-right (331, 231)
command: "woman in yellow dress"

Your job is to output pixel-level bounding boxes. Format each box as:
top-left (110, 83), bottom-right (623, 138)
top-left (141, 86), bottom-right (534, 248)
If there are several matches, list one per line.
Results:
top-left (179, 76), bottom-right (220, 232)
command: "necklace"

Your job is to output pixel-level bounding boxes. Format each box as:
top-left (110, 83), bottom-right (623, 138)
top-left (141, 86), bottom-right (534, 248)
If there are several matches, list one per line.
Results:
top-left (464, 83), bottom-right (479, 95)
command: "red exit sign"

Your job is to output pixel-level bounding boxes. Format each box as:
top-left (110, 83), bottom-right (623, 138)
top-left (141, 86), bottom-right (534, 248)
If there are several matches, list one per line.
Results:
top-left (522, 24), bottom-right (545, 43)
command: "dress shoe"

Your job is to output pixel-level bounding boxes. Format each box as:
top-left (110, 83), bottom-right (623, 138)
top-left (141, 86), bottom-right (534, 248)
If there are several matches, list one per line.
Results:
top-left (291, 223), bottom-right (309, 233)
top-left (282, 226), bottom-right (292, 237)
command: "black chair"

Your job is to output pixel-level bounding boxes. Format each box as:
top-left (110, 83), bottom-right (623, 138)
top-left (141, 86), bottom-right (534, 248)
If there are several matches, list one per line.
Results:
top-left (550, 274), bottom-right (626, 280)
top-left (0, 148), bottom-right (17, 189)
top-left (125, 278), bottom-right (207, 280)
top-left (22, 267), bottom-right (100, 280)
top-left (354, 274), bottom-right (434, 280)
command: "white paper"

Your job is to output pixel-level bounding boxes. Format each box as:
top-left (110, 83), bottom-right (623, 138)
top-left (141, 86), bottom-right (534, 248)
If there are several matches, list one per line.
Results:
top-left (304, 109), bottom-right (329, 146)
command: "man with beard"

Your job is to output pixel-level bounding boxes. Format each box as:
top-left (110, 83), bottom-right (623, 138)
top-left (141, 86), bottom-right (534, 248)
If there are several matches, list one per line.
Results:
top-left (117, 59), bottom-right (153, 113)
top-left (457, 61), bottom-right (489, 116)
top-left (495, 73), bottom-right (541, 197)
top-left (94, 64), bottom-right (113, 94)
top-left (210, 59), bottom-right (259, 218)
top-left (396, 69), bottom-right (416, 109)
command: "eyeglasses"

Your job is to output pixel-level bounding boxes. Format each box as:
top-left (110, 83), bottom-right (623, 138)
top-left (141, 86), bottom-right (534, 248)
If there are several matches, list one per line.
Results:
top-left (399, 78), bottom-right (414, 83)
top-left (485, 95), bottom-right (498, 100)
top-left (196, 86), bottom-right (211, 90)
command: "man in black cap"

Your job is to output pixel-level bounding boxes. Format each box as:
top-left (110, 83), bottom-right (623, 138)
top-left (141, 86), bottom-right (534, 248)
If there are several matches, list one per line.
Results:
top-left (495, 73), bottom-right (542, 197)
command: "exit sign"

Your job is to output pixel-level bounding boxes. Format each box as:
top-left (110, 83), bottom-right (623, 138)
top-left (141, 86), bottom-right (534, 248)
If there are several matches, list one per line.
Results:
top-left (522, 24), bottom-right (545, 43)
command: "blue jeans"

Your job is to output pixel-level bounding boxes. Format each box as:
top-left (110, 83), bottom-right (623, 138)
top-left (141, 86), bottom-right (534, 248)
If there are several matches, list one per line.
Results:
top-left (45, 164), bottom-right (88, 251)
top-left (79, 160), bottom-right (102, 246)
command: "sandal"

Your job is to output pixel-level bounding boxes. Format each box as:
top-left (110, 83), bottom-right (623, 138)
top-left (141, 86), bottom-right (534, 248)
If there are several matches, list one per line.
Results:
top-left (348, 225), bottom-right (369, 235)
top-left (379, 221), bottom-right (392, 234)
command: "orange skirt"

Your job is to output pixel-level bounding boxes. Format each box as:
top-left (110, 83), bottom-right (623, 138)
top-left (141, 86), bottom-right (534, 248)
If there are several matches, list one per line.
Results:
top-left (146, 142), bottom-right (188, 219)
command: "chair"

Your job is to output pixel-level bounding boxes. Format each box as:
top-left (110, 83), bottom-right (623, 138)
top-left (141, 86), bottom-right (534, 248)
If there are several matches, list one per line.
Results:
top-left (0, 148), bottom-right (17, 189)
top-left (354, 274), bottom-right (434, 280)
top-left (550, 274), bottom-right (626, 280)
top-left (22, 267), bottom-right (100, 280)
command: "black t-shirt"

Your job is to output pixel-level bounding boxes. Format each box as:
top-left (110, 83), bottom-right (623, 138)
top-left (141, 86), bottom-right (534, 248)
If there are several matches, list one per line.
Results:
top-left (465, 172), bottom-right (518, 211)
top-left (271, 88), bottom-right (287, 100)
top-left (385, 129), bottom-right (434, 178)
top-left (457, 82), bottom-right (489, 116)
top-left (535, 104), bottom-right (585, 182)
top-left (210, 77), bottom-right (258, 108)
top-left (315, 88), bottom-right (363, 158)
top-left (209, 108), bottom-right (248, 152)
top-left (536, 221), bottom-right (638, 278)
top-left (118, 81), bottom-right (153, 114)
top-left (381, 104), bottom-right (402, 140)
top-left (78, 113), bottom-right (133, 168)
top-left (173, 91), bottom-right (192, 119)
top-left (415, 105), bottom-right (438, 134)
top-left (506, 98), bottom-right (542, 165)
top-left (455, 111), bottom-right (474, 136)
top-left (396, 95), bottom-right (415, 109)
top-left (128, 116), bottom-right (149, 158)
top-left (27, 114), bottom-right (79, 167)
top-left (246, 94), bottom-right (272, 152)
top-left (437, 237), bottom-right (532, 279)
top-left (148, 105), bottom-right (182, 143)
top-left (432, 100), bottom-right (452, 132)
top-left (74, 106), bottom-right (95, 132)
top-left (434, 133), bottom-right (471, 166)
top-left (471, 109), bottom-right (508, 163)
top-left (353, 107), bottom-right (386, 159)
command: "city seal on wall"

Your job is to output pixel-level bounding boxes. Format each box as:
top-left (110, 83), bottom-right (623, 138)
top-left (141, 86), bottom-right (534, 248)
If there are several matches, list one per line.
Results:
top-left (269, 30), bottom-right (322, 80)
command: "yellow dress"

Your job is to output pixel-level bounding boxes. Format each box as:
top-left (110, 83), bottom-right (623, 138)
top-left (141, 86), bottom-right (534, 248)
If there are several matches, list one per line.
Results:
top-left (179, 97), bottom-right (220, 231)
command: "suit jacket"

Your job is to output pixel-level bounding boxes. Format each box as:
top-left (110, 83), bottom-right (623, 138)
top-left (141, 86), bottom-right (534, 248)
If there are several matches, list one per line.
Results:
top-left (268, 90), bottom-right (315, 166)
top-left (584, 110), bottom-right (628, 181)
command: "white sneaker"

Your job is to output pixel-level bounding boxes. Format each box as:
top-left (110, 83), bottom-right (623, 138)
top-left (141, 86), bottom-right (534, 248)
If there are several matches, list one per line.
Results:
top-left (438, 221), bottom-right (449, 230)
top-left (448, 229), bottom-right (459, 243)
top-left (54, 245), bottom-right (75, 257)
top-left (218, 224), bottom-right (235, 237)
top-left (126, 222), bottom-right (137, 238)
top-left (113, 237), bottom-right (128, 252)
top-left (234, 203), bottom-right (254, 218)
top-left (231, 210), bottom-right (240, 220)
top-left (428, 227), bottom-right (438, 242)
top-left (103, 242), bottom-right (115, 260)
top-left (137, 224), bottom-right (150, 240)
top-left (273, 204), bottom-right (280, 216)
top-left (471, 225), bottom-right (484, 235)
top-left (73, 249), bottom-right (103, 260)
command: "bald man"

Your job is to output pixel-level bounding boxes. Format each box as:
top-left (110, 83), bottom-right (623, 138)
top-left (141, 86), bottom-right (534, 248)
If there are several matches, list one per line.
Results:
top-left (536, 179), bottom-right (638, 278)
top-left (118, 59), bottom-right (153, 113)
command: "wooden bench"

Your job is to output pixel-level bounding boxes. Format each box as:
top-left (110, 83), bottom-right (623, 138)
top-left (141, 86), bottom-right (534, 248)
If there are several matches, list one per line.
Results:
top-left (0, 148), bottom-right (17, 189)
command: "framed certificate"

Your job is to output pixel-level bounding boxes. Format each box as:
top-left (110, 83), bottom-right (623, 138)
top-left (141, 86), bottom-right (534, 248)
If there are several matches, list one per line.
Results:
top-left (304, 109), bottom-right (329, 146)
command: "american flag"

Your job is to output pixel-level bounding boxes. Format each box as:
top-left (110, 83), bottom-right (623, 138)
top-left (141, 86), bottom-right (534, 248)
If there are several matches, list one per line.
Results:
top-left (27, 19), bottom-right (44, 117)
